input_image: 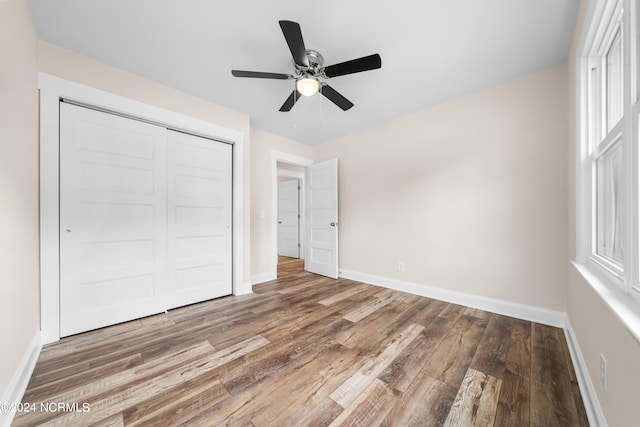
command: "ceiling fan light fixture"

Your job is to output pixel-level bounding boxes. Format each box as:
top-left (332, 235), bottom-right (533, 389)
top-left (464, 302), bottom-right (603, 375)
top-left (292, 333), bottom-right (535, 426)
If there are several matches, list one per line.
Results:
top-left (231, 21), bottom-right (382, 111)
top-left (296, 77), bottom-right (319, 96)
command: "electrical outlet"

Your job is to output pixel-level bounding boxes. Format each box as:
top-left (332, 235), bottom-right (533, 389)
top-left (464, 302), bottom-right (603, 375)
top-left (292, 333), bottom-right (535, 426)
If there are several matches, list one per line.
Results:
top-left (260, 256), bottom-right (266, 265)
top-left (397, 261), bottom-right (405, 272)
top-left (600, 353), bottom-right (608, 390)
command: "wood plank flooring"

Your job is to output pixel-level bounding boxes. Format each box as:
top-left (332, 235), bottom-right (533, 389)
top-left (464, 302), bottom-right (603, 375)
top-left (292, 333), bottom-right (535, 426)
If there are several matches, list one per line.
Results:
top-left (14, 257), bottom-right (589, 426)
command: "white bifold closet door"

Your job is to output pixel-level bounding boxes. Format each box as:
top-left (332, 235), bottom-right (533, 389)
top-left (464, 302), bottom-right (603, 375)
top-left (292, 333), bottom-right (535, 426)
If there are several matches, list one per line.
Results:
top-left (59, 103), bottom-right (231, 337)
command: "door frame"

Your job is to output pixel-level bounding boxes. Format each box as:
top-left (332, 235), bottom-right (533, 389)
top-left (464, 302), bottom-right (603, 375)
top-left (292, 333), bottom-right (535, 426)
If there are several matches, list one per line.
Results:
top-left (277, 169), bottom-right (304, 259)
top-left (271, 151), bottom-right (312, 277)
top-left (39, 73), bottom-right (246, 344)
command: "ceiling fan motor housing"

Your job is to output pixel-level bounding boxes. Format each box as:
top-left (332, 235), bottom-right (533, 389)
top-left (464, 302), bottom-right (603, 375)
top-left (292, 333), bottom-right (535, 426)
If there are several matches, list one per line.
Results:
top-left (295, 49), bottom-right (324, 76)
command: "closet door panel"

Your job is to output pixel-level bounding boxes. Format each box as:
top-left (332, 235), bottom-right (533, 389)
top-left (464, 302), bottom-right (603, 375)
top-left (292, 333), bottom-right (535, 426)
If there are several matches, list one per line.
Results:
top-left (59, 103), bottom-right (168, 336)
top-left (167, 130), bottom-right (232, 308)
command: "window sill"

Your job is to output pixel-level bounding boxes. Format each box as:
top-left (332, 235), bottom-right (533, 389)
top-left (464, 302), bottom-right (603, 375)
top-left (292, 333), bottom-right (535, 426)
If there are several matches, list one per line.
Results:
top-left (572, 261), bottom-right (640, 345)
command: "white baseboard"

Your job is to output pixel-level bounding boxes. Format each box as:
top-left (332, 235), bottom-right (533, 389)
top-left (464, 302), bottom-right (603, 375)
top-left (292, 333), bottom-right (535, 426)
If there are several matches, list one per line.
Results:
top-left (0, 331), bottom-right (41, 427)
top-left (564, 318), bottom-right (607, 427)
top-left (234, 281), bottom-right (254, 296)
top-left (339, 269), bottom-right (566, 327)
top-left (251, 272), bottom-right (277, 285)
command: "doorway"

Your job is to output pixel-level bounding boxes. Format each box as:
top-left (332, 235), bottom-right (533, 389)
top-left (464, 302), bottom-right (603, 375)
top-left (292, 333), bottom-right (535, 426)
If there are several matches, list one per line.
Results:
top-left (270, 152), bottom-right (339, 280)
top-left (271, 153), bottom-right (312, 278)
top-left (277, 161), bottom-right (305, 259)
top-left (278, 177), bottom-right (300, 258)
top-left (276, 162), bottom-right (305, 276)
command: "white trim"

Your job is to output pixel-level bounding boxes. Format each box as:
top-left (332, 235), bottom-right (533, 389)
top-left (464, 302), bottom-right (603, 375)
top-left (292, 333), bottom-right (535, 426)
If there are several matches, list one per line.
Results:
top-left (235, 282), bottom-right (254, 296)
top-left (38, 73), bottom-right (245, 343)
top-left (576, 53), bottom-right (590, 263)
top-left (339, 269), bottom-right (566, 327)
top-left (38, 74), bottom-right (243, 142)
top-left (271, 151), bottom-right (313, 277)
top-left (39, 88), bottom-right (63, 344)
top-left (0, 332), bottom-right (41, 427)
top-left (579, 0), bottom-right (621, 58)
top-left (251, 272), bottom-right (277, 285)
top-left (564, 317), bottom-right (608, 427)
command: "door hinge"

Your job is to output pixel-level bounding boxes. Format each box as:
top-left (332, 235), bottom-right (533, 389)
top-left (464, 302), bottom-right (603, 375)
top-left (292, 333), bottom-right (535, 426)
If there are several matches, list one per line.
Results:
top-left (298, 243), bottom-right (301, 247)
top-left (298, 214), bottom-right (301, 219)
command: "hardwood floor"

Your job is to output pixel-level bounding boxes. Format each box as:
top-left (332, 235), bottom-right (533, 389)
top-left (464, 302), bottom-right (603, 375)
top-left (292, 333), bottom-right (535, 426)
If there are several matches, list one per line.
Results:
top-left (14, 257), bottom-right (588, 426)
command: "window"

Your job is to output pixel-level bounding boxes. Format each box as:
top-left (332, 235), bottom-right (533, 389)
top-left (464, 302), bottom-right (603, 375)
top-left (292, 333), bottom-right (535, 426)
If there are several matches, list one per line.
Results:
top-left (584, 1), bottom-right (626, 279)
top-left (595, 140), bottom-right (623, 268)
top-left (578, 0), bottom-right (640, 309)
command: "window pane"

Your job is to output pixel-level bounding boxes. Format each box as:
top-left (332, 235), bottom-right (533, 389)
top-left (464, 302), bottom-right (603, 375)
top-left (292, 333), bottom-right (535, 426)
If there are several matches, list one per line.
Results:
top-left (606, 27), bottom-right (623, 132)
top-left (636, 5), bottom-right (640, 104)
top-left (596, 143), bottom-right (624, 265)
top-left (588, 65), bottom-right (599, 154)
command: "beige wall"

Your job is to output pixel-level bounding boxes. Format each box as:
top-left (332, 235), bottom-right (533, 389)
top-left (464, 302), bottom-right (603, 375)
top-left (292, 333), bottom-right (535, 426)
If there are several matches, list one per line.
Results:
top-left (38, 41), bottom-right (253, 285)
top-left (38, 42), bottom-right (249, 133)
top-left (251, 129), bottom-right (312, 277)
top-left (566, 1), bottom-right (640, 425)
top-left (0, 0), bottom-right (40, 400)
top-left (314, 64), bottom-right (569, 311)
top-left (568, 269), bottom-right (640, 426)
top-left (4, 2), bottom-right (637, 424)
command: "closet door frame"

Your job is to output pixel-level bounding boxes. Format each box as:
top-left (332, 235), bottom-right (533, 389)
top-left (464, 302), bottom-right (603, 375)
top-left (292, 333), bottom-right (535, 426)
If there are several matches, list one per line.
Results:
top-left (38, 73), bottom-right (246, 344)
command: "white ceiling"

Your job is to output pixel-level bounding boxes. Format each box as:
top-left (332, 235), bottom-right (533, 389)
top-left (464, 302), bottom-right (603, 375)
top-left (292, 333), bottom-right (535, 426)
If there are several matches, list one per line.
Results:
top-left (28, 0), bottom-right (580, 146)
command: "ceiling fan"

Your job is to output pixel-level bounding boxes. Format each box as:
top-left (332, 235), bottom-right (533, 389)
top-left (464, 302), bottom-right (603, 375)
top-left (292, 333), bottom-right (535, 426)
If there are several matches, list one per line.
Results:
top-left (231, 20), bottom-right (382, 112)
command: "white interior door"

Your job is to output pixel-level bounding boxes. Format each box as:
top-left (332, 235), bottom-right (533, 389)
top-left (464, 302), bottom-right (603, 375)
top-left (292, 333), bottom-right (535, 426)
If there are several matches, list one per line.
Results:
top-left (305, 159), bottom-right (338, 278)
top-left (167, 130), bottom-right (232, 308)
top-left (278, 179), bottom-right (300, 258)
top-left (60, 103), bottom-right (169, 336)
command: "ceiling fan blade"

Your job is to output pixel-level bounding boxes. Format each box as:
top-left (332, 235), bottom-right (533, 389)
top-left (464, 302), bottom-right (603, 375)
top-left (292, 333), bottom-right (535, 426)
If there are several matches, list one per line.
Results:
top-left (279, 20), bottom-right (309, 67)
top-left (320, 84), bottom-right (354, 111)
top-left (323, 54), bottom-right (382, 78)
top-left (279, 90), bottom-right (301, 112)
top-left (231, 70), bottom-right (293, 79)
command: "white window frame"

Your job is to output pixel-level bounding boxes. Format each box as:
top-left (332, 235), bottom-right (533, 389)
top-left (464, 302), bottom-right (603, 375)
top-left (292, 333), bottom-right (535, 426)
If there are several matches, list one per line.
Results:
top-left (576, 0), bottom-right (640, 342)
